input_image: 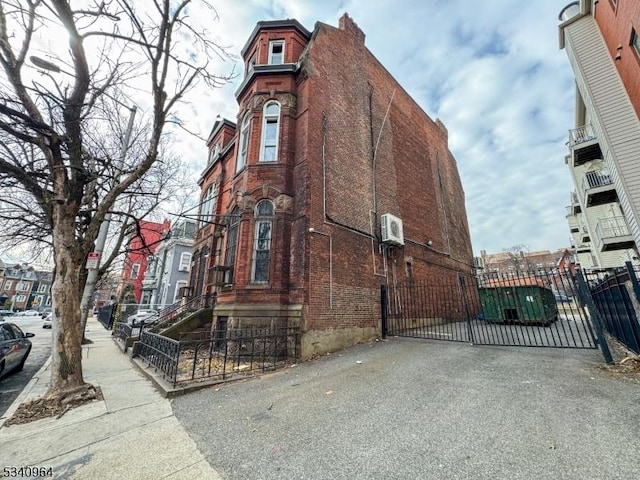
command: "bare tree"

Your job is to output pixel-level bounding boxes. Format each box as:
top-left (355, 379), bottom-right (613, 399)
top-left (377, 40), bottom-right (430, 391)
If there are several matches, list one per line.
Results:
top-left (0, 0), bottom-right (232, 403)
top-left (502, 244), bottom-right (531, 274)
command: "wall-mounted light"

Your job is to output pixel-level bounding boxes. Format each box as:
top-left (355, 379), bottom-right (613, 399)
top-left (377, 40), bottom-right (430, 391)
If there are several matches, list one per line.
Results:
top-left (426, 239), bottom-right (433, 246)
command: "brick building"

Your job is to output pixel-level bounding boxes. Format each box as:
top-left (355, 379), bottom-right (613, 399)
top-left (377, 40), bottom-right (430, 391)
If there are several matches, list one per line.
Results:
top-left (118, 219), bottom-right (170, 303)
top-left (478, 248), bottom-right (574, 275)
top-left (191, 14), bottom-right (474, 358)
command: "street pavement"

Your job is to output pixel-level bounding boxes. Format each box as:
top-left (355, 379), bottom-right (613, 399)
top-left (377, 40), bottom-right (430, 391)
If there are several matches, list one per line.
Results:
top-left (172, 338), bottom-right (640, 480)
top-left (0, 314), bottom-right (51, 417)
top-left (0, 316), bottom-right (221, 480)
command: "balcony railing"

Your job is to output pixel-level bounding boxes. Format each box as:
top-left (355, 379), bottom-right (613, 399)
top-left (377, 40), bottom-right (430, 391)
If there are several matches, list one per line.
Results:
top-left (596, 216), bottom-right (630, 238)
top-left (568, 124), bottom-right (596, 147)
top-left (582, 171), bottom-right (612, 191)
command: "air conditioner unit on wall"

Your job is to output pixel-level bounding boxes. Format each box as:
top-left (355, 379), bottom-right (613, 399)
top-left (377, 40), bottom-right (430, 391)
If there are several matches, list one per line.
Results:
top-left (381, 213), bottom-right (404, 246)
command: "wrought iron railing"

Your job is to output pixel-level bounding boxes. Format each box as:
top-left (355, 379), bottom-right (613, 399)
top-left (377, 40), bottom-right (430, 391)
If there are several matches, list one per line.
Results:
top-left (136, 327), bottom-right (300, 387)
top-left (147, 294), bottom-right (215, 333)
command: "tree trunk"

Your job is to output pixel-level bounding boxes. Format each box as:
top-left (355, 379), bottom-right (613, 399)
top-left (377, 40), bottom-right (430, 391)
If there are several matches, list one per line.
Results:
top-left (49, 211), bottom-right (86, 397)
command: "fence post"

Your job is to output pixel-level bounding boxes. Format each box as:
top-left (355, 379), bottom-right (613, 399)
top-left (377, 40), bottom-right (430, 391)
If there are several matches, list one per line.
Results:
top-left (575, 270), bottom-right (614, 364)
top-left (458, 274), bottom-right (475, 345)
top-left (381, 284), bottom-right (388, 339)
top-left (625, 262), bottom-right (640, 304)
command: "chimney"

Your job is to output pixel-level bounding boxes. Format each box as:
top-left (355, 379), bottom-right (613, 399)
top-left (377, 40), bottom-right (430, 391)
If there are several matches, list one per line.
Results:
top-left (338, 13), bottom-right (365, 44)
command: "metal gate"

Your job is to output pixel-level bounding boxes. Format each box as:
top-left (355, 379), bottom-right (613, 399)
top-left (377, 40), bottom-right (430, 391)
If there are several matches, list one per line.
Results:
top-left (381, 268), bottom-right (600, 350)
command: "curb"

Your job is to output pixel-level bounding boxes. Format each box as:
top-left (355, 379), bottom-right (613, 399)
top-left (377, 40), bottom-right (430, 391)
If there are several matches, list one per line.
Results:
top-left (0, 355), bottom-right (52, 429)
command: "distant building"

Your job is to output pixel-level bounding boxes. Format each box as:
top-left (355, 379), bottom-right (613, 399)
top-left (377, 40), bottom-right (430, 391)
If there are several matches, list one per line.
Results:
top-left (141, 219), bottom-right (196, 308)
top-left (0, 264), bottom-right (37, 311)
top-left (32, 270), bottom-right (53, 311)
top-left (559, 0), bottom-right (640, 268)
top-left (118, 219), bottom-right (170, 303)
top-left (478, 249), bottom-right (575, 275)
top-left (190, 14), bottom-right (474, 358)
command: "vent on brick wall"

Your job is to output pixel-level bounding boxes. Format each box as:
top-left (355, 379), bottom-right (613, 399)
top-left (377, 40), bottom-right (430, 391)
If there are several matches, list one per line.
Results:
top-left (381, 213), bottom-right (404, 246)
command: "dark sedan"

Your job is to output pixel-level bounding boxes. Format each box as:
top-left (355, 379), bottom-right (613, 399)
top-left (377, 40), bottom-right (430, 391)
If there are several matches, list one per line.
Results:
top-left (0, 323), bottom-right (34, 378)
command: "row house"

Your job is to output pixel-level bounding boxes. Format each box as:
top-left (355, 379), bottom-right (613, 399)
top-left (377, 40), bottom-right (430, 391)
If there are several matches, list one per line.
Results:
top-left (559, 0), bottom-right (640, 268)
top-left (190, 14), bottom-right (474, 358)
top-left (0, 264), bottom-right (37, 311)
top-left (117, 219), bottom-right (171, 304)
top-left (141, 219), bottom-right (196, 308)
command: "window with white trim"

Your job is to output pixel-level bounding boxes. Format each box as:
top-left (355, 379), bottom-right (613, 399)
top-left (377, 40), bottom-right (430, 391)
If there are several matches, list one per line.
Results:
top-left (179, 252), bottom-right (192, 272)
top-left (260, 102), bottom-right (280, 162)
top-left (268, 41), bottom-right (284, 65)
top-left (224, 207), bottom-right (241, 284)
top-left (130, 263), bottom-right (140, 279)
top-left (16, 282), bottom-right (28, 292)
top-left (247, 51), bottom-right (257, 73)
top-left (174, 281), bottom-right (188, 302)
top-left (236, 114), bottom-right (250, 173)
top-left (4, 280), bottom-right (12, 290)
top-left (208, 143), bottom-right (221, 164)
top-left (199, 183), bottom-right (218, 227)
top-left (251, 200), bottom-right (274, 283)
top-left (16, 294), bottom-right (26, 303)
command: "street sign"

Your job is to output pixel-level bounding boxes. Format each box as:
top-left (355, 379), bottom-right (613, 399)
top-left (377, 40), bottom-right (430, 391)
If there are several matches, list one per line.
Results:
top-left (86, 252), bottom-right (100, 270)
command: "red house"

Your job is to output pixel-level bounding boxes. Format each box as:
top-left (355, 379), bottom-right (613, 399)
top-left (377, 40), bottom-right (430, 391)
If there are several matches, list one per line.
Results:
top-left (119, 219), bottom-right (170, 303)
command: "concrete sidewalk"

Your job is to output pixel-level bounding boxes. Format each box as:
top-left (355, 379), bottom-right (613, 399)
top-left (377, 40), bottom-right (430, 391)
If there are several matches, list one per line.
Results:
top-left (0, 317), bottom-right (220, 480)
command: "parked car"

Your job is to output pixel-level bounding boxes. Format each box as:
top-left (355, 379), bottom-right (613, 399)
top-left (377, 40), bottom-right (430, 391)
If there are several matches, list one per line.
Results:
top-left (15, 310), bottom-right (39, 316)
top-left (43, 312), bottom-right (53, 329)
top-left (126, 310), bottom-right (159, 327)
top-left (40, 308), bottom-right (52, 319)
top-left (0, 322), bottom-right (34, 378)
top-left (0, 309), bottom-right (14, 317)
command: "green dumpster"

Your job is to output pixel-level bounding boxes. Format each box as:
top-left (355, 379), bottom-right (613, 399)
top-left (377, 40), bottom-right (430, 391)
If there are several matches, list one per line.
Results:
top-left (479, 278), bottom-right (558, 326)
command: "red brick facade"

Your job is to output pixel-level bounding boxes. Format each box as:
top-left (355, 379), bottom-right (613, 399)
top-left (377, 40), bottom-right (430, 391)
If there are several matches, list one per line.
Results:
top-left (192, 14), bottom-right (474, 357)
top-left (595, 0), bottom-right (640, 118)
top-left (119, 219), bottom-right (170, 303)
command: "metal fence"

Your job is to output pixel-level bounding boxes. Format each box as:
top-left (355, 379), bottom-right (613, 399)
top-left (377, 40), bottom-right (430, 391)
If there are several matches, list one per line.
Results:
top-left (147, 294), bottom-right (215, 333)
top-left (382, 268), bottom-right (598, 349)
top-left (136, 327), bottom-right (300, 387)
top-left (584, 263), bottom-right (640, 354)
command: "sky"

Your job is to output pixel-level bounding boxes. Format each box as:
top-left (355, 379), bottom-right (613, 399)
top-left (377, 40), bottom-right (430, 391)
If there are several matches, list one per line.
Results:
top-left (2, 0), bottom-right (578, 266)
top-left (173, 0), bottom-right (577, 256)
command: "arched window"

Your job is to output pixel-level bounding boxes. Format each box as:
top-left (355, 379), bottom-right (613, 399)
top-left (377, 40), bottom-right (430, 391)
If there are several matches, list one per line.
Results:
top-left (224, 207), bottom-right (241, 284)
top-left (259, 102), bottom-right (280, 162)
top-left (251, 200), bottom-right (274, 282)
top-left (236, 113), bottom-right (251, 172)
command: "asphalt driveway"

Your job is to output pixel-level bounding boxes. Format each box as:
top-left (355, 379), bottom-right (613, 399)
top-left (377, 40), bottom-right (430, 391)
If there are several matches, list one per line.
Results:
top-left (172, 338), bottom-right (640, 480)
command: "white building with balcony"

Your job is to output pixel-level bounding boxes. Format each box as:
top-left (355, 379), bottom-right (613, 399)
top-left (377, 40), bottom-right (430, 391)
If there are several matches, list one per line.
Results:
top-left (559, 1), bottom-right (640, 268)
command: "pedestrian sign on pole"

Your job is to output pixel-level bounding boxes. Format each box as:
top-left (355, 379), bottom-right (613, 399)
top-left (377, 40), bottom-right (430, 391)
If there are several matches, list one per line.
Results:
top-left (86, 252), bottom-right (100, 270)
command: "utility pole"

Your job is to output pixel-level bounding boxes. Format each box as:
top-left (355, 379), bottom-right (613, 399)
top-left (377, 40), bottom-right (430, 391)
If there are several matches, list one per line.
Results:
top-left (79, 106), bottom-right (137, 338)
top-left (29, 55), bottom-right (138, 338)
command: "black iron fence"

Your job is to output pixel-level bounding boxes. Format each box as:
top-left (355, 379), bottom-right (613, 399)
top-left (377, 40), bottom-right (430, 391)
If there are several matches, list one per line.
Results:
top-left (97, 304), bottom-right (116, 329)
top-left (136, 327), bottom-right (300, 387)
top-left (584, 263), bottom-right (640, 354)
top-left (148, 294), bottom-right (215, 333)
top-left (382, 268), bottom-right (598, 349)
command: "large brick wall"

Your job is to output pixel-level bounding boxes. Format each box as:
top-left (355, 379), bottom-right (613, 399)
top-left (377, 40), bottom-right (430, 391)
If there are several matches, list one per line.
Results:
top-left (297, 14), bottom-right (474, 343)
